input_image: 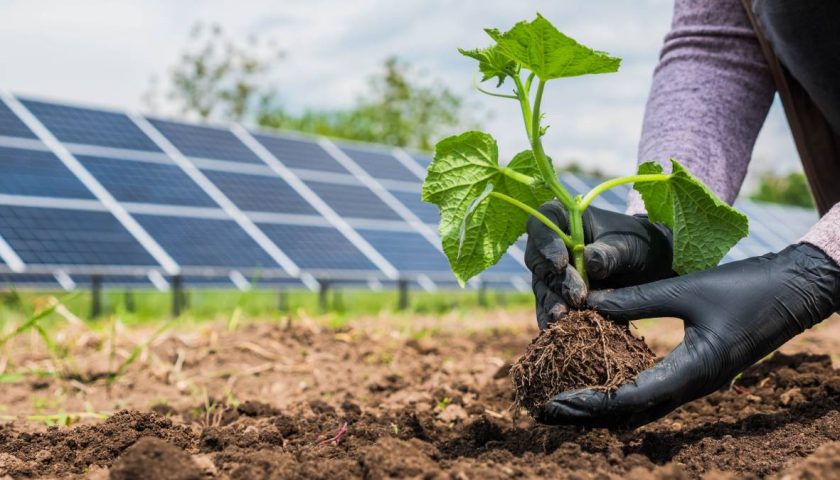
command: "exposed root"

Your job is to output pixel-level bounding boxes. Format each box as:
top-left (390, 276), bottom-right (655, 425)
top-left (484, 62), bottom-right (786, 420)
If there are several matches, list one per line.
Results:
top-left (510, 309), bottom-right (655, 418)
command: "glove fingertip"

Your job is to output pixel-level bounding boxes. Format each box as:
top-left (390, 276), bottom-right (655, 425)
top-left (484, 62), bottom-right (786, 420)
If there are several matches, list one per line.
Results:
top-left (584, 242), bottom-right (620, 281)
top-left (562, 267), bottom-right (588, 308)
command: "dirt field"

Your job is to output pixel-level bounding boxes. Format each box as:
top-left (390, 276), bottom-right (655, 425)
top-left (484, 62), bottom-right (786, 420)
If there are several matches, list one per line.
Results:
top-left (0, 308), bottom-right (838, 479)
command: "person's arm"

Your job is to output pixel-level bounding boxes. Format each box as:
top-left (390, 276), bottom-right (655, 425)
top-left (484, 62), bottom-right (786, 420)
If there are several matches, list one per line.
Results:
top-left (627, 0), bottom-right (776, 213)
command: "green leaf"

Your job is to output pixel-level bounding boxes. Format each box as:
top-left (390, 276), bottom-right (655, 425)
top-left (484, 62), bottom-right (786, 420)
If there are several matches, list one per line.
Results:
top-left (458, 45), bottom-right (517, 87)
top-left (422, 131), bottom-right (552, 285)
top-left (485, 13), bottom-right (620, 81)
top-left (635, 159), bottom-right (749, 274)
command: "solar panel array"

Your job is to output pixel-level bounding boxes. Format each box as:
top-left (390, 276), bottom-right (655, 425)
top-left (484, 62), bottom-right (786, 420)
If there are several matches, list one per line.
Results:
top-left (0, 92), bottom-right (820, 292)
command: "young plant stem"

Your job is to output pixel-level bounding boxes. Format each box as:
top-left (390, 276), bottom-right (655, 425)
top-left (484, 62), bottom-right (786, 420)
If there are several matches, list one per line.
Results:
top-left (526, 80), bottom-right (575, 208)
top-left (578, 174), bottom-right (671, 211)
top-left (567, 206), bottom-right (588, 286)
top-left (513, 75), bottom-right (533, 141)
top-left (488, 192), bottom-right (574, 248)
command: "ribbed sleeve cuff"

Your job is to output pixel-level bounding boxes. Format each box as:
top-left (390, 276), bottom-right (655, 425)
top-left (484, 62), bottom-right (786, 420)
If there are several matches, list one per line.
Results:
top-left (800, 204), bottom-right (840, 266)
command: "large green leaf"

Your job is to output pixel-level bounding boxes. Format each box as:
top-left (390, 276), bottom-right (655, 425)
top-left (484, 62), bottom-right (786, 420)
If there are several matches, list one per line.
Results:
top-left (422, 131), bottom-right (552, 285)
top-left (458, 45), bottom-right (517, 87)
top-left (485, 13), bottom-right (620, 81)
top-left (635, 159), bottom-right (749, 274)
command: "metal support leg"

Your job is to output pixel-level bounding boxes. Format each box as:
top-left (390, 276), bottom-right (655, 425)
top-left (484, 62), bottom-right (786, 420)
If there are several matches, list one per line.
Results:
top-left (318, 280), bottom-right (329, 312)
top-left (171, 275), bottom-right (184, 317)
top-left (124, 290), bottom-right (135, 313)
top-left (332, 288), bottom-right (344, 312)
top-left (397, 279), bottom-right (409, 310)
top-left (277, 289), bottom-right (288, 312)
top-left (90, 275), bottom-right (103, 319)
top-left (477, 280), bottom-right (488, 308)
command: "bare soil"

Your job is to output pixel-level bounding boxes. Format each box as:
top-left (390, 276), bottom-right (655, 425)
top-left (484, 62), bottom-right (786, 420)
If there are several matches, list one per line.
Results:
top-left (510, 309), bottom-right (655, 417)
top-left (0, 309), bottom-right (838, 479)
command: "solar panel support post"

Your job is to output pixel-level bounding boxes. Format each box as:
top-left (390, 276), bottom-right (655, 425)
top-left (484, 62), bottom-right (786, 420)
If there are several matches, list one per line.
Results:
top-left (90, 275), bottom-right (103, 319)
top-left (277, 289), bottom-right (288, 313)
top-left (477, 280), bottom-right (488, 308)
top-left (171, 275), bottom-right (184, 317)
top-left (397, 279), bottom-right (409, 311)
top-left (332, 288), bottom-right (344, 313)
top-left (318, 280), bottom-right (329, 312)
top-left (123, 290), bottom-right (135, 313)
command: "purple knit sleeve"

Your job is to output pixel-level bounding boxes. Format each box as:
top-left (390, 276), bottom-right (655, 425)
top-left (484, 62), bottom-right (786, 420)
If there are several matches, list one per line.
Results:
top-left (627, 0), bottom-right (776, 214)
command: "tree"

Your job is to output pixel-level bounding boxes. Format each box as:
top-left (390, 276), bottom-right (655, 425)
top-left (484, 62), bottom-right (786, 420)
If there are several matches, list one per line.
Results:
top-left (144, 23), bottom-right (283, 121)
top-left (257, 57), bottom-right (470, 150)
top-left (749, 171), bottom-right (814, 209)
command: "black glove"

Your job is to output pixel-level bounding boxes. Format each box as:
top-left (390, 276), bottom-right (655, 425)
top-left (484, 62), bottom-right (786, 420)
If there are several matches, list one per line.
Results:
top-left (539, 243), bottom-right (840, 429)
top-left (526, 202), bottom-right (675, 330)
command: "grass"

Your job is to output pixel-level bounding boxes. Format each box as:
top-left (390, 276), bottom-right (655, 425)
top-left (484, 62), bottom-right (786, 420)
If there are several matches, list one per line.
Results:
top-left (0, 287), bottom-right (531, 326)
top-left (0, 285), bottom-right (532, 424)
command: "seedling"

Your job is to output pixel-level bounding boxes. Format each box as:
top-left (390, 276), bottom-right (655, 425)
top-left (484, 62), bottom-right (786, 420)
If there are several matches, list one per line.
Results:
top-left (423, 14), bottom-right (750, 415)
top-left (422, 14), bottom-right (748, 286)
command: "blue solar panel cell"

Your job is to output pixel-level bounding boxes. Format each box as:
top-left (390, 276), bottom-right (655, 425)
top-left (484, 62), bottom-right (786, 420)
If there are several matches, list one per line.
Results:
top-left (485, 254), bottom-right (528, 274)
top-left (0, 274), bottom-right (58, 287)
top-left (258, 223), bottom-right (377, 271)
top-left (410, 152), bottom-right (432, 168)
top-left (340, 145), bottom-right (419, 181)
top-left (389, 189), bottom-right (438, 224)
top-left (0, 101), bottom-right (36, 139)
top-left (355, 229), bottom-right (451, 273)
top-left (0, 146), bottom-right (94, 199)
top-left (77, 155), bottom-right (216, 207)
top-left (134, 214), bottom-right (277, 268)
top-left (148, 119), bottom-right (262, 164)
top-left (253, 133), bottom-right (350, 174)
top-left (202, 170), bottom-right (317, 215)
top-left (21, 99), bottom-right (161, 152)
top-left (305, 180), bottom-right (402, 221)
top-left (0, 206), bottom-right (157, 266)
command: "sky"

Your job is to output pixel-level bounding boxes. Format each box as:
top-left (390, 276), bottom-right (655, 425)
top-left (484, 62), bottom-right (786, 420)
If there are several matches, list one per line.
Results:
top-left (0, 0), bottom-right (801, 189)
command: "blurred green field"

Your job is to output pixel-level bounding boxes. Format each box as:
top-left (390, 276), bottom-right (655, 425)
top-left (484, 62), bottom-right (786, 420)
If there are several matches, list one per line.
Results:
top-left (0, 287), bottom-right (532, 328)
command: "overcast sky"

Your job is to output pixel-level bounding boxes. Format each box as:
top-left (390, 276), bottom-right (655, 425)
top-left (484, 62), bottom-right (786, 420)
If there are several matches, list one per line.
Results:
top-left (0, 0), bottom-right (800, 187)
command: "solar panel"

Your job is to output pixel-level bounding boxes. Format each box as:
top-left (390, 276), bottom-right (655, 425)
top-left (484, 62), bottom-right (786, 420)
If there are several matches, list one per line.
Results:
top-left (0, 146), bottom-right (95, 199)
top-left (257, 223), bottom-right (378, 271)
top-left (133, 214), bottom-right (278, 269)
top-left (0, 101), bottom-right (36, 139)
top-left (305, 180), bottom-right (402, 221)
top-left (388, 189), bottom-right (438, 224)
top-left (21, 99), bottom-right (161, 152)
top-left (202, 169), bottom-right (317, 215)
top-left (485, 254), bottom-right (529, 274)
top-left (355, 229), bottom-right (452, 273)
top-left (0, 273), bottom-right (59, 288)
top-left (252, 133), bottom-right (350, 174)
top-left (0, 205), bottom-right (157, 266)
top-left (77, 155), bottom-right (216, 207)
top-left (410, 152), bottom-right (432, 169)
top-left (339, 144), bottom-right (419, 182)
top-left (148, 118), bottom-right (262, 164)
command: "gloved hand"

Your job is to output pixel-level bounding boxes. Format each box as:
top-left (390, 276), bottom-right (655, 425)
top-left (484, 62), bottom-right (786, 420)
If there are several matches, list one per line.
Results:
top-left (539, 243), bottom-right (840, 429)
top-left (526, 202), bottom-right (675, 330)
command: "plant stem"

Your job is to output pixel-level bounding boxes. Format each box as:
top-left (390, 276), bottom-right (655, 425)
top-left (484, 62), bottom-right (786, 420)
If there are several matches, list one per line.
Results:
top-left (567, 206), bottom-right (588, 286)
top-left (488, 192), bottom-right (574, 248)
top-left (512, 75), bottom-right (533, 141)
top-left (472, 74), bottom-right (519, 99)
top-left (527, 80), bottom-right (575, 208)
top-left (578, 174), bottom-right (670, 211)
top-left (499, 167), bottom-right (536, 186)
